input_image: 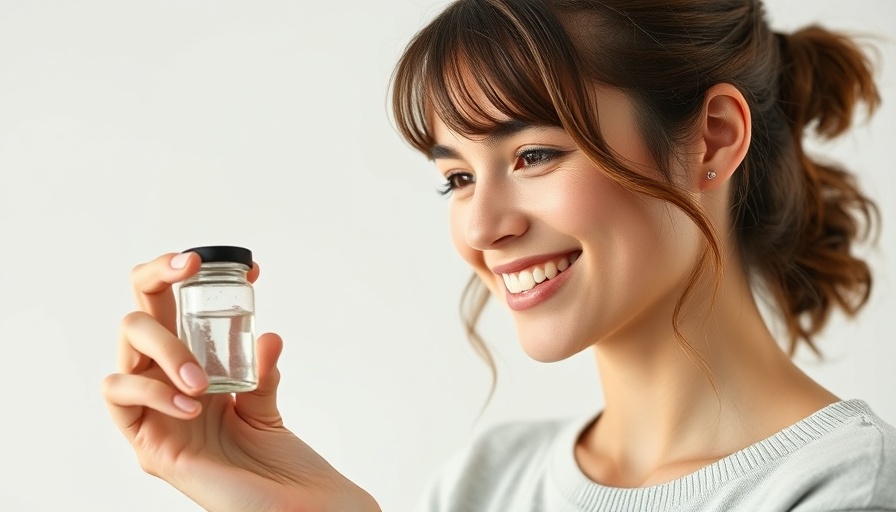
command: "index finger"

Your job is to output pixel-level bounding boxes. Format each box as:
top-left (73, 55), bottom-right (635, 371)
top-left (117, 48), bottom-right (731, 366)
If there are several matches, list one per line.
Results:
top-left (131, 252), bottom-right (201, 333)
top-left (131, 253), bottom-right (261, 334)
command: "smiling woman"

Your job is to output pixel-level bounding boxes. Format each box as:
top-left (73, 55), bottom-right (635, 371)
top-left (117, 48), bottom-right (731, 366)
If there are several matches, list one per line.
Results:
top-left (99, 0), bottom-right (895, 511)
top-left (390, 0), bottom-right (895, 508)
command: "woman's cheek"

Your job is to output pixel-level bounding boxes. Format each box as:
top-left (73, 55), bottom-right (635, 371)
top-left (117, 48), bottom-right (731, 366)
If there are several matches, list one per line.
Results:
top-left (539, 170), bottom-right (628, 232)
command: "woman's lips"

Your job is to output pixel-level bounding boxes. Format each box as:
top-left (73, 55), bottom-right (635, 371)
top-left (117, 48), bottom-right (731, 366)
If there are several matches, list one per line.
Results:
top-left (499, 251), bottom-right (580, 311)
top-left (499, 252), bottom-right (579, 294)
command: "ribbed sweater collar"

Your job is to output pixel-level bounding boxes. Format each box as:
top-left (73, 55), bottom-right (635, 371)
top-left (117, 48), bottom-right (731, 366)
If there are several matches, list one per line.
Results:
top-left (548, 399), bottom-right (872, 510)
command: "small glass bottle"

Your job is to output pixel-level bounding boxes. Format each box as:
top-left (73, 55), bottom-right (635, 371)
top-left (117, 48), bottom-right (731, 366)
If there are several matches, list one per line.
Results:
top-left (177, 245), bottom-right (257, 393)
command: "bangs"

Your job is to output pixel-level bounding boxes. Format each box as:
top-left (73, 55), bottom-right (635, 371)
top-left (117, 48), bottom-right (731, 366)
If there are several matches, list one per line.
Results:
top-left (392, 0), bottom-right (575, 156)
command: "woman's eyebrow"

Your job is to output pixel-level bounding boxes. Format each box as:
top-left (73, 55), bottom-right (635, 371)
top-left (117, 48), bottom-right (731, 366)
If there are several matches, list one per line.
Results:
top-left (430, 119), bottom-right (538, 160)
top-left (431, 144), bottom-right (461, 160)
top-left (487, 119), bottom-right (534, 141)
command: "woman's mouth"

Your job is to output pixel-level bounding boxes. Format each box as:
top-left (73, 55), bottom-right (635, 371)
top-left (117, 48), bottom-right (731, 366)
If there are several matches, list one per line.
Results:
top-left (501, 251), bottom-right (580, 294)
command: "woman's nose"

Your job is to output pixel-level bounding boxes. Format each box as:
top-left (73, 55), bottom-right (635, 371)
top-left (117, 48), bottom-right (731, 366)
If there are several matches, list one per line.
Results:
top-left (464, 178), bottom-right (529, 250)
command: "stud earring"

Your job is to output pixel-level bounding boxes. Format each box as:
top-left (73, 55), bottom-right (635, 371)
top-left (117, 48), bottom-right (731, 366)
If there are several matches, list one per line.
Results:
top-left (706, 171), bottom-right (717, 180)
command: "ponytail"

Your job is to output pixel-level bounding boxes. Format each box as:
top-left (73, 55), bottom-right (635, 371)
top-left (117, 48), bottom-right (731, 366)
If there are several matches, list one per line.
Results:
top-left (746, 26), bottom-right (880, 353)
top-left (777, 26), bottom-right (880, 138)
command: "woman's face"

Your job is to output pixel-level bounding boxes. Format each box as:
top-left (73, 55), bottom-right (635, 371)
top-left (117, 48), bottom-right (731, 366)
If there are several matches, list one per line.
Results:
top-left (432, 86), bottom-right (704, 362)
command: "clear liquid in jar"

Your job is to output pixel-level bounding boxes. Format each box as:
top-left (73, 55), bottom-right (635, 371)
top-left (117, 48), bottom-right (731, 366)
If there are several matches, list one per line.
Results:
top-left (183, 309), bottom-right (257, 393)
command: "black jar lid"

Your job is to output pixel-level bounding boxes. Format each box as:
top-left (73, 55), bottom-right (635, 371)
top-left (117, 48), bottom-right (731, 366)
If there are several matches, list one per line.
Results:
top-left (182, 245), bottom-right (253, 268)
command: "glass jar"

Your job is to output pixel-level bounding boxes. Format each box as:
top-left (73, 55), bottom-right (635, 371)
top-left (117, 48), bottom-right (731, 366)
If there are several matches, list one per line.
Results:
top-left (177, 245), bottom-right (257, 393)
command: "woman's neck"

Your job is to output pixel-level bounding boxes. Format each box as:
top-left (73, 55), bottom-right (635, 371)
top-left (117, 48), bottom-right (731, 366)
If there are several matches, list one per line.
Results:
top-left (576, 263), bottom-right (839, 488)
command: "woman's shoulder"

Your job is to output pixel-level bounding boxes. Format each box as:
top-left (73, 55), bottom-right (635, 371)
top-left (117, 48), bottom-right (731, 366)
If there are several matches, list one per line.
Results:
top-left (706, 399), bottom-right (896, 511)
top-left (440, 414), bottom-right (581, 479)
top-left (416, 413), bottom-right (594, 512)
top-left (778, 399), bottom-right (896, 507)
top-left (779, 399), bottom-right (896, 469)
top-left (468, 415), bottom-right (576, 459)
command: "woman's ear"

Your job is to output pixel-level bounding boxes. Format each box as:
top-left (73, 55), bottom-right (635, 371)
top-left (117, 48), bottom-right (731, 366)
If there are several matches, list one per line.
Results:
top-left (693, 83), bottom-right (752, 191)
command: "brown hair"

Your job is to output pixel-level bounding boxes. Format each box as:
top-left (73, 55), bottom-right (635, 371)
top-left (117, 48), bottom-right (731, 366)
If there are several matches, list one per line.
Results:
top-left (390, 0), bottom-right (880, 372)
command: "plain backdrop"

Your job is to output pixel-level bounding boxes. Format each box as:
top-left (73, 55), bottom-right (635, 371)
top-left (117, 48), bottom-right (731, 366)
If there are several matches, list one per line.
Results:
top-left (0, 1), bottom-right (894, 511)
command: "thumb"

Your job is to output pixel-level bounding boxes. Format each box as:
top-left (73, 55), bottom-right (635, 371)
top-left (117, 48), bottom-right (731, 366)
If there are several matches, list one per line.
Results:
top-left (234, 332), bottom-right (284, 427)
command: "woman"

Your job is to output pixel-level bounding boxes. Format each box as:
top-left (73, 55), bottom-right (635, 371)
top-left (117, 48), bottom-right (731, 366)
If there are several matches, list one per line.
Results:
top-left (102, 0), bottom-right (896, 510)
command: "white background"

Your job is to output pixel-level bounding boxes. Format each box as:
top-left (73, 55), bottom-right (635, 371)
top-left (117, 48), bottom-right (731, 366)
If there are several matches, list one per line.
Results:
top-left (0, 1), bottom-right (893, 511)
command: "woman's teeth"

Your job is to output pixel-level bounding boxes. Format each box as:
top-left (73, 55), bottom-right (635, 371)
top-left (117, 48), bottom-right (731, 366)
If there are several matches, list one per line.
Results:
top-left (501, 253), bottom-right (579, 294)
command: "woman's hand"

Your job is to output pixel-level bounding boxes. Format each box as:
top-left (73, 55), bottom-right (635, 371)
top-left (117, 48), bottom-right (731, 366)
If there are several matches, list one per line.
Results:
top-left (102, 252), bottom-right (380, 512)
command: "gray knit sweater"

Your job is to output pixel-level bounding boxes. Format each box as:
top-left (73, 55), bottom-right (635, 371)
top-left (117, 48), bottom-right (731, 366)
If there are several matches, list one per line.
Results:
top-left (419, 400), bottom-right (896, 511)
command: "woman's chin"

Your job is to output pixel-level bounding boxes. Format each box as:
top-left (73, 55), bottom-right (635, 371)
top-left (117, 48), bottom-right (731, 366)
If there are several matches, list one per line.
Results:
top-left (514, 325), bottom-right (587, 363)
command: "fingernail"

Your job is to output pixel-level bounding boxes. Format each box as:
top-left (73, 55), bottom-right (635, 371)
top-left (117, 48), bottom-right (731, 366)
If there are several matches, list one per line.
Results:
top-left (170, 252), bottom-right (190, 269)
top-left (179, 362), bottom-right (208, 389)
top-left (173, 394), bottom-right (200, 413)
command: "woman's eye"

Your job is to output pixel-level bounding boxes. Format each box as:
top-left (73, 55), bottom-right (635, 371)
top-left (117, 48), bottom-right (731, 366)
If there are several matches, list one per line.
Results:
top-left (514, 149), bottom-right (560, 170)
top-left (437, 172), bottom-right (475, 197)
